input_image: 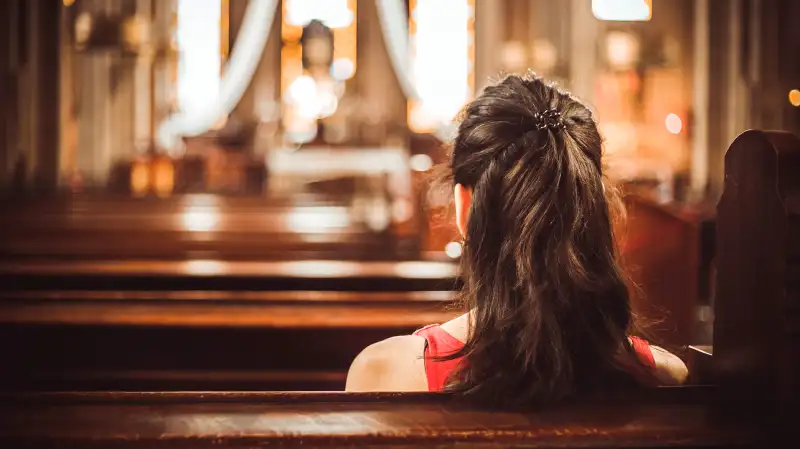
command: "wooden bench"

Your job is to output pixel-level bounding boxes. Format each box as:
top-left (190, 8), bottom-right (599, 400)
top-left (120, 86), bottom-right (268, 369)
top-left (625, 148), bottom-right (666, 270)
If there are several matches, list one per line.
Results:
top-left (0, 130), bottom-right (796, 446)
top-left (0, 389), bottom-right (752, 448)
top-left (0, 261), bottom-right (459, 391)
top-left (0, 131), bottom-right (800, 448)
top-left (0, 194), bottom-right (420, 260)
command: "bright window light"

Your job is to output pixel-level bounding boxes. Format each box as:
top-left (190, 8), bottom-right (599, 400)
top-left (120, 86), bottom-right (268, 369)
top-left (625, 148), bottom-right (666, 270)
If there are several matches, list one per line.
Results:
top-left (176, 0), bottom-right (222, 113)
top-left (285, 0), bottom-right (354, 29)
top-left (592, 0), bottom-right (652, 22)
top-left (409, 0), bottom-right (475, 133)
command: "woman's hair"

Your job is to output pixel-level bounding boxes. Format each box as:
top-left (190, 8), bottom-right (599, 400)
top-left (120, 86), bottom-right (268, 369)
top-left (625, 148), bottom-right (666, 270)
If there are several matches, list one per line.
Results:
top-left (443, 72), bottom-right (636, 407)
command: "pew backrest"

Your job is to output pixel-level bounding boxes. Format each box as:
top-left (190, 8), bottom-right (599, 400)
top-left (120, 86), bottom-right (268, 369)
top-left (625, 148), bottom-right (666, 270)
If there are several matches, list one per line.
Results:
top-left (0, 389), bottom-right (753, 448)
top-left (714, 130), bottom-right (800, 415)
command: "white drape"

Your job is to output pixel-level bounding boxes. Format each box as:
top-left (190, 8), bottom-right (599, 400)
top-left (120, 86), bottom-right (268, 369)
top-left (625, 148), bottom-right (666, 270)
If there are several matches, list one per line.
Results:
top-left (157, 0), bottom-right (453, 149)
top-left (374, 0), bottom-right (455, 141)
top-left (157, 0), bottom-right (278, 150)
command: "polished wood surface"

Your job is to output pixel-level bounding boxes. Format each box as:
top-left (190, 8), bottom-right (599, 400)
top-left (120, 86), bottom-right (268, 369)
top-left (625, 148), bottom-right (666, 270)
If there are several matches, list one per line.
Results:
top-left (0, 194), bottom-right (420, 260)
top-left (0, 290), bottom-right (457, 328)
top-left (0, 260), bottom-right (460, 291)
top-left (0, 389), bottom-right (760, 448)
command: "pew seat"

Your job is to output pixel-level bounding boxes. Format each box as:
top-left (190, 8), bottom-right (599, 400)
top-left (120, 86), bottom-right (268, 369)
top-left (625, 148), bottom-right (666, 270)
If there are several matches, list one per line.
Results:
top-left (0, 389), bottom-right (763, 448)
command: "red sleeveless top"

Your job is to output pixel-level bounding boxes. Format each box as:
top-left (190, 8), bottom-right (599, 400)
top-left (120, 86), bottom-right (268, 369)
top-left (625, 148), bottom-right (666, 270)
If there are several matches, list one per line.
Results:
top-left (414, 324), bottom-right (659, 391)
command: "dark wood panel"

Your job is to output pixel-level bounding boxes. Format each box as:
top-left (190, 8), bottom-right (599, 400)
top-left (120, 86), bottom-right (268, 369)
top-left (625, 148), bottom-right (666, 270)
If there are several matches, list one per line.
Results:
top-left (0, 194), bottom-right (420, 260)
top-left (0, 291), bottom-right (457, 328)
top-left (619, 196), bottom-right (708, 348)
top-left (714, 130), bottom-right (800, 411)
top-left (0, 287), bottom-right (459, 391)
top-left (0, 261), bottom-right (460, 391)
top-left (0, 389), bottom-right (764, 448)
top-left (0, 325), bottom-right (425, 391)
top-left (0, 260), bottom-right (460, 291)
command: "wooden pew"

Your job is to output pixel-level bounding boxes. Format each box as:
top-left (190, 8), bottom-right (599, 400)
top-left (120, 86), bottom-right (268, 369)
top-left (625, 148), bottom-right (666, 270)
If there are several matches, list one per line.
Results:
top-left (0, 261), bottom-right (459, 391)
top-left (0, 194), bottom-right (420, 260)
top-left (619, 195), bottom-right (712, 348)
top-left (712, 130), bottom-right (800, 413)
top-left (0, 389), bottom-right (754, 448)
top-left (0, 130), bottom-right (795, 447)
top-left (0, 182), bottom-right (457, 391)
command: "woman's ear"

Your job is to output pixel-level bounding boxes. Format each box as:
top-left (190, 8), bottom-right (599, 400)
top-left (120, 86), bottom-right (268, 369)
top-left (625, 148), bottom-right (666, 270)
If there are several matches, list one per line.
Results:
top-left (454, 184), bottom-right (473, 239)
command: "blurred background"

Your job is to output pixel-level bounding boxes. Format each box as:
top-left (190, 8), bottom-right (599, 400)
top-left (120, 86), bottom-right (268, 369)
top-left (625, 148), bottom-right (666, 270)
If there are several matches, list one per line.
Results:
top-left (0, 0), bottom-right (797, 392)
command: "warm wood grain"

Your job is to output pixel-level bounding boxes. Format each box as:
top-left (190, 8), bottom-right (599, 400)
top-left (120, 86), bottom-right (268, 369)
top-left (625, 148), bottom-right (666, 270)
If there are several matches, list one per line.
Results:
top-left (0, 290), bottom-right (458, 328)
top-left (0, 389), bottom-right (759, 448)
top-left (0, 194), bottom-right (421, 260)
top-left (0, 289), bottom-right (459, 391)
top-left (0, 259), bottom-right (459, 279)
top-left (0, 259), bottom-right (460, 291)
top-left (0, 300), bottom-right (458, 328)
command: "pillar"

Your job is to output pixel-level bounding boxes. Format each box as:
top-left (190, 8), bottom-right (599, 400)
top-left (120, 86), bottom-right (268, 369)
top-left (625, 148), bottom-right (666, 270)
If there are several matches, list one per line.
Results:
top-left (569, 0), bottom-right (602, 106)
top-left (690, 0), bottom-right (710, 198)
top-left (474, 0), bottom-right (503, 93)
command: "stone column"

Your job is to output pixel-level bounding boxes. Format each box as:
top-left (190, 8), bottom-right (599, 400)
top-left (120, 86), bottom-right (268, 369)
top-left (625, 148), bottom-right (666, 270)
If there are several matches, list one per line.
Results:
top-left (690, 0), bottom-right (710, 198)
top-left (230, 0), bottom-right (281, 125)
top-left (31, 0), bottom-right (61, 192)
top-left (474, 0), bottom-right (503, 93)
top-left (356, 0), bottom-right (405, 143)
top-left (569, 0), bottom-right (602, 105)
top-left (229, 0), bottom-right (253, 119)
top-left (132, 0), bottom-right (155, 151)
top-left (151, 0), bottom-right (176, 147)
top-left (0, 0), bottom-right (11, 187)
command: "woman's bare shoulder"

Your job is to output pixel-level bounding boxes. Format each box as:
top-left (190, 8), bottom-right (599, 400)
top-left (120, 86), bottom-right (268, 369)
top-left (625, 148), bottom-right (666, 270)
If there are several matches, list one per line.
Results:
top-left (650, 345), bottom-right (689, 385)
top-left (345, 335), bottom-right (428, 392)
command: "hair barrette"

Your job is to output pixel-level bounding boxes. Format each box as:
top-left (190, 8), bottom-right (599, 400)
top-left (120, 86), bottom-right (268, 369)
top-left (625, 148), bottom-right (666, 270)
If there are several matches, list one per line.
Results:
top-left (521, 108), bottom-right (565, 132)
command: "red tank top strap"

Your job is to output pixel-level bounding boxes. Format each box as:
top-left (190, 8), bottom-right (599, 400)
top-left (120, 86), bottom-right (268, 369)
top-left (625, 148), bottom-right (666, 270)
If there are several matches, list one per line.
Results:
top-left (414, 327), bottom-right (661, 391)
top-left (630, 336), bottom-right (656, 368)
top-left (624, 336), bottom-right (659, 387)
top-left (413, 324), bottom-right (465, 392)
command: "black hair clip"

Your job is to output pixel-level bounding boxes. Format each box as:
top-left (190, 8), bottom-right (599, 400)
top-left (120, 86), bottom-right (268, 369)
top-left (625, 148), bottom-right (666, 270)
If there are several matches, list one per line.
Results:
top-left (521, 108), bottom-right (566, 132)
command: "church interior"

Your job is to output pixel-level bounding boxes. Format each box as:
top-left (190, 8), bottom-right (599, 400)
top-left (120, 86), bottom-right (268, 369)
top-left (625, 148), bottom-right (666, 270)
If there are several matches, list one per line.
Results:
top-left (0, 0), bottom-right (798, 447)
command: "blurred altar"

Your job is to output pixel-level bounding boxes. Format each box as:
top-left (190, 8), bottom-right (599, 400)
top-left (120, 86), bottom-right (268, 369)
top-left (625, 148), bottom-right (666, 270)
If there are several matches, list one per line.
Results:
top-left (2, 0), bottom-right (732, 260)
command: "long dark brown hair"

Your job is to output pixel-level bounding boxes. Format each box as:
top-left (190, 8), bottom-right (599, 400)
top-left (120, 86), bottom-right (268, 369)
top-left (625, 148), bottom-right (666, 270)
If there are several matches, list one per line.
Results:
top-left (442, 73), bottom-right (638, 407)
